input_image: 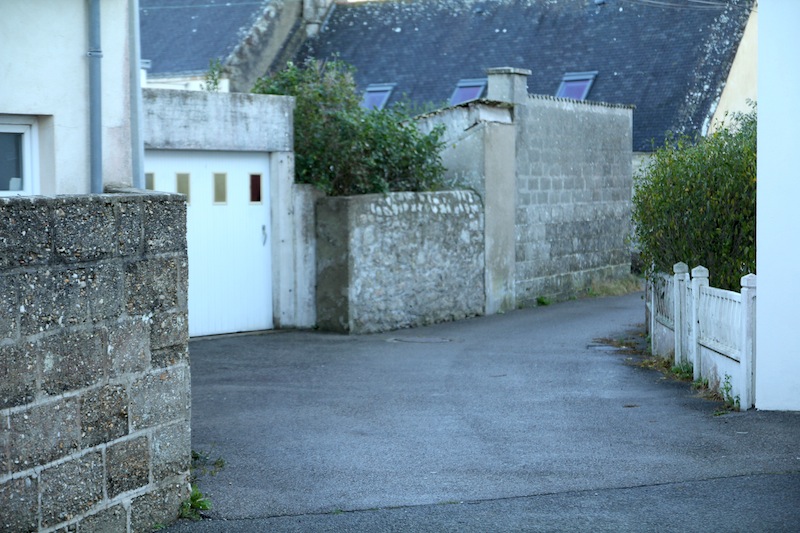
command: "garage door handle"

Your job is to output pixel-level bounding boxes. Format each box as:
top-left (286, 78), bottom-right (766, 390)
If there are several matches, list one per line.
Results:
top-left (262, 225), bottom-right (267, 246)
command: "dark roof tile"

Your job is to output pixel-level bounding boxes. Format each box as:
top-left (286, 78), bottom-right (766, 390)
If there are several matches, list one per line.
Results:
top-left (299, 0), bottom-right (753, 151)
top-left (141, 0), bottom-right (271, 76)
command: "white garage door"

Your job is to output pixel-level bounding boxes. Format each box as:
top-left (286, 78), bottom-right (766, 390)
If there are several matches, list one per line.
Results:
top-left (145, 150), bottom-right (273, 337)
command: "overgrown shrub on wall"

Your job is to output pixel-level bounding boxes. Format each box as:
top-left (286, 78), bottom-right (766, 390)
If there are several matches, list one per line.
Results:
top-left (632, 107), bottom-right (756, 290)
top-left (252, 59), bottom-right (446, 196)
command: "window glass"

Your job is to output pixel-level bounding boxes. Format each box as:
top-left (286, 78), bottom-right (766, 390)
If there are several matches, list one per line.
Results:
top-left (361, 84), bottom-right (395, 110)
top-left (558, 80), bottom-right (592, 100)
top-left (0, 132), bottom-right (23, 192)
top-left (556, 72), bottom-right (598, 100)
top-left (176, 173), bottom-right (190, 203)
top-left (145, 172), bottom-right (154, 190)
top-left (250, 174), bottom-right (262, 203)
top-left (214, 173), bottom-right (227, 204)
top-left (450, 79), bottom-right (487, 106)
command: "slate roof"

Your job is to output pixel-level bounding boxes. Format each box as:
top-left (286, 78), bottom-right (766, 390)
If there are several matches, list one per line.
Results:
top-left (299, 0), bottom-right (753, 152)
top-left (140, 0), bottom-right (272, 77)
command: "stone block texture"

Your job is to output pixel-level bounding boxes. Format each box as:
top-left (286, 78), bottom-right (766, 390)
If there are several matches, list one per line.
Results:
top-left (0, 192), bottom-right (190, 532)
top-left (514, 96), bottom-right (633, 306)
top-left (316, 191), bottom-right (485, 333)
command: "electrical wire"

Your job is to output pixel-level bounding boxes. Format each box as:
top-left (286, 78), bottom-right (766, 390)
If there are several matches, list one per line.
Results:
top-left (616, 0), bottom-right (751, 11)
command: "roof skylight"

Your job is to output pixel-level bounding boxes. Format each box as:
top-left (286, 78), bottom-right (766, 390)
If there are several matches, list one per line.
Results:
top-left (450, 79), bottom-right (487, 106)
top-left (361, 83), bottom-right (395, 110)
top-left (556, 71), bottom-right (598, 100)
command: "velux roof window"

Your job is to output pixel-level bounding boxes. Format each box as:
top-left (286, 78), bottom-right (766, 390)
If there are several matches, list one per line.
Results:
top-left (361, 83), bottom-right (395, 110)
top-left (556, 71), bottom-right (598, 100)
top-left (450, 79), bottom-right (487, 106)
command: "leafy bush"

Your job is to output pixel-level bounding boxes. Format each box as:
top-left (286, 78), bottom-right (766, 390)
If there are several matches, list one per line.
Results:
top-left (252, 59), bottom-right (446, 196)
top-left (632, 107), bottom-right (756, 290)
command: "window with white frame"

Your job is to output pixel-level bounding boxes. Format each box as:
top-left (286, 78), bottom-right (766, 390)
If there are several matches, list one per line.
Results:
top-left (0, 116), bottom-right (39, 196)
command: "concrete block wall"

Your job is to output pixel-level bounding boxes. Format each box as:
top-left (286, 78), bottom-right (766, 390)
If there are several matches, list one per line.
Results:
top-left (417, 103), bottom-right (517, 315)
top-left (316, 191), bottom-right (484, 334)
top-left (515, 96), bottom-right (633, 305)
top-left (0, 191), bottom-right (190, 532)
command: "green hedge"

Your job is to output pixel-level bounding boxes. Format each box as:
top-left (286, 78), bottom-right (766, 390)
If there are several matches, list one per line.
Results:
top-left (632, 108), bottom-right (756, 291)
top-left (253, 59), bottom-right (446, 196)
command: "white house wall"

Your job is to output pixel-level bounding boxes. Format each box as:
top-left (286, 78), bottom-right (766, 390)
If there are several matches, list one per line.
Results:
top-left (0, 0), bottom-right (133, 194)
top-left (756, 0), bottom-right (800, 411)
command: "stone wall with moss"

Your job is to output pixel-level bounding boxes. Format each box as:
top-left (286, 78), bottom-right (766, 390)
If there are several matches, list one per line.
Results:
top-left (0, 190), bottom-right (190, 532)
top-left (316, 191), bottom-right (484, 334)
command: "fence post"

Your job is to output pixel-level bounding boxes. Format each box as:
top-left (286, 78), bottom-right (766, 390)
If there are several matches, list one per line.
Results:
top-left (740, 273), bottom-right (757, 409)
top-left (673, 262), bottom-right (689, 366)
top-left (690, 266), bottom-right (709, 381)
top-left (648, 269), bottom-right (656, 356)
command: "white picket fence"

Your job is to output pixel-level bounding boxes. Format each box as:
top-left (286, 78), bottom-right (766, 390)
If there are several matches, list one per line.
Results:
top-left (647, 263), bottom-right (757, 409)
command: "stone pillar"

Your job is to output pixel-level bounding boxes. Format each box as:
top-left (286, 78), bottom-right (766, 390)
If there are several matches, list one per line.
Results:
top-left (487, 67), bottom-right (531, 105)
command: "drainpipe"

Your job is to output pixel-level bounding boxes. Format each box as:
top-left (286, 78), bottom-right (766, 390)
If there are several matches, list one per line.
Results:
top-left (130, 0), bottom-right (145, 189)
top-left (88, 0), bottom-right (103, 193)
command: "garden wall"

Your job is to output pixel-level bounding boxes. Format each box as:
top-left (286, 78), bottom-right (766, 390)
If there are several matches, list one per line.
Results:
top-left (417, 68), bottom-right (633, 311)
top-left (316, 191), bottom-right (484, 334)
top-left (0, 190), bottom-right (190, 532)
top-left (514, 96), bottom-right (633, 305)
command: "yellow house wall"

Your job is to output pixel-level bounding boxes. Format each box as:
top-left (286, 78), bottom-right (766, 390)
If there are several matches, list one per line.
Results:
top-left (710, 3), bottom-right (758, 132)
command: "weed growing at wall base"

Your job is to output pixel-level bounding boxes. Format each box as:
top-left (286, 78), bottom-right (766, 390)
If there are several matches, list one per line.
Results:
top-left (179, 485), bottom-right (212, 520)
top-left (671, 362), bottom-right (693, 381)
top-left (720, 373), bottom-right (741, 412)
top-left (191, 449), bottom-right (226, 477)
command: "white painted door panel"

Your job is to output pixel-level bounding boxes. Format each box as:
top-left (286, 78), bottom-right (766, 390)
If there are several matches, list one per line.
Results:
top-left (145, 150), bottom-right (273, 336)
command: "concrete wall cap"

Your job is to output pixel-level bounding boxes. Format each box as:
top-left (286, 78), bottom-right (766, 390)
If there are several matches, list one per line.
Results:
top-left (487, 67), bottom-right (532, 76)
top-left (528, 92), bottom-right (636, 110)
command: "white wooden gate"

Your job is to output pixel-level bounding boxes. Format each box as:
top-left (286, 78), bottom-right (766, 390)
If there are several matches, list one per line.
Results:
top-left (145, 150), bottom-right (273, 336)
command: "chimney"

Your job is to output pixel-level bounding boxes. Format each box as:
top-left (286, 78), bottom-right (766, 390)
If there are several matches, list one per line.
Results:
top-left (487, 67), bottom-right (531, 105)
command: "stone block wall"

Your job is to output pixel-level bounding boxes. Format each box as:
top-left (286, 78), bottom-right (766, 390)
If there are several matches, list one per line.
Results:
top-left (515, 96), bottom-right (633, 305)
top-left (316, 191), bottom-right (484, 334)
top-left (0, 191), bottom-right (190, 532)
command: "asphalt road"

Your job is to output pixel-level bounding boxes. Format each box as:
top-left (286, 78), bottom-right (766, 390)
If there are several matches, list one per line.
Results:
top-left (166, 292), bottom-right (800, 532)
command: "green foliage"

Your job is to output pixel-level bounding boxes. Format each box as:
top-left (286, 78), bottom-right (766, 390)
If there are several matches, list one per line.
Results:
top-left (632, 106), bottom-right (756, 290)
top-left (179, 485), bottom-right (211, 521)
top-left (252, 59), bottom-right (446, 196)
top-left (720, 373), bottom-right (741, 411)
top-left (692, 377), bottom-right (709, 390)
top-left (202, 58), bottom-right (223, 92)
top-left (670, 361), bottom-right (694, 381)
top-left (392, 94), bottom-right (449, 117)
top-left (191, 449), bottom-right (225, 479)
